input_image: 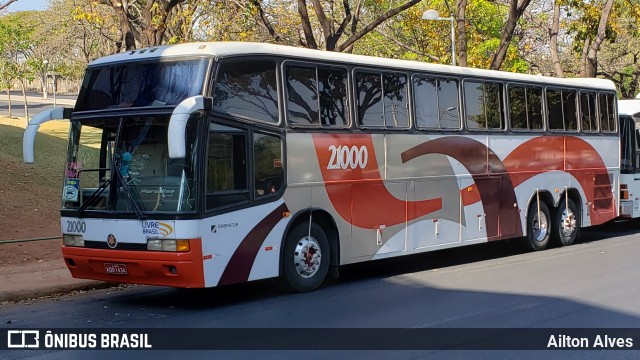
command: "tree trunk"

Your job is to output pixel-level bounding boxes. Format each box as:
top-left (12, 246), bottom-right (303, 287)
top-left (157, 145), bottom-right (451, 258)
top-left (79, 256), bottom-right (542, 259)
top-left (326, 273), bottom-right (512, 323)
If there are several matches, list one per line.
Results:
top-left (579, 38), bottom-right (590, 77)
top-left (549, 0), bottom-right (564, 77)
top-left (489, 0), bottom-right (532, 70)
top-left (457, 0), bottom-right (468, 67)
top-left (7, 89), bottom-right (12, 117)
top-left (20, 81), bottom-right (28, 124)
top-left (584, 0), bottom-right (614, 78)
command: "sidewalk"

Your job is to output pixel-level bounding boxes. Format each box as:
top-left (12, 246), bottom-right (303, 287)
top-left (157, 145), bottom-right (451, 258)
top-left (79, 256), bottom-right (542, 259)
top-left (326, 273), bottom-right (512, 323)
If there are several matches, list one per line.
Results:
top-left (0, 257), bottom-right (111, 303)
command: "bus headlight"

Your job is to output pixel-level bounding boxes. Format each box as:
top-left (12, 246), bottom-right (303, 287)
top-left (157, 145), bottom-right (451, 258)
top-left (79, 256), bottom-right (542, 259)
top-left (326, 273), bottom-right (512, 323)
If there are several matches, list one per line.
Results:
top-left (147, 239), bottom-right (190, 252)
top-left (63, 234), bottom-right (85, 247)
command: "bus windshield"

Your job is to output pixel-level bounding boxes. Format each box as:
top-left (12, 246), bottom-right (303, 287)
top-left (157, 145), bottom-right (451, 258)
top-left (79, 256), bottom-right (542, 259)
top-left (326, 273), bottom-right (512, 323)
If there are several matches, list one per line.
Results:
top-left (62, 115), bottom-right (200, 215)
top-left (74, 58), bottom-right (209, 112)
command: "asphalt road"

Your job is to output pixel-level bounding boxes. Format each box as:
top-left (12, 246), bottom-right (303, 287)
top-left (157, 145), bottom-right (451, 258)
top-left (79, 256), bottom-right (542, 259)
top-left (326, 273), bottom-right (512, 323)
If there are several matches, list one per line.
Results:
top-left (0, 91), bottom-right (76, 118)
top-left (2, 220), bottom-right (640, 359)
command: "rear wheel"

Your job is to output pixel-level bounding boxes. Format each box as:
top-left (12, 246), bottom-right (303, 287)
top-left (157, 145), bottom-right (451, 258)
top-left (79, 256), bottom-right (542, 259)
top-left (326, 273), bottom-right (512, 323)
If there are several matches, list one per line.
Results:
top-left (282, 222), bottom-right (330, 292)
top-left (526, 200), bottom-right (550, 251)
top-left (553, 198), bottom-right (579, 246)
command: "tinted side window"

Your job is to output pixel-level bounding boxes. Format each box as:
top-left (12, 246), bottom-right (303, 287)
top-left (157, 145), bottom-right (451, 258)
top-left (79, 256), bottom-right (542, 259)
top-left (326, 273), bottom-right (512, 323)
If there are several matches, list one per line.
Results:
top-left (547, 89), bottom-right (564, 130)
top-left (214, 60), bottom-right (278, 123)
top-left (414, 77), bottom-right (439, 128)
top-left (599, 93), bottom-right (616, 132)
top-left (356, 71), bottom-right (409, 128)
top-left (439, 79), bottom-right (461, 129)
top-left (527, 87), bottom-right (543, 130)
top-left (485, 82), bottom-right (503, 129)
top-left (563, 90), bottom-right (578, 131)
top-left (383, 73), bottom-right (409, 128)
top-left (286, 66), bottom-right (319, 126)
top-left (207, 126), bottom-right (249, 209)
top-left (509, 86), bottom-right (527, 130)
top-left (580, 91), bottom-right (598, 132)
top-left (465, 81), bottom-right (503, 130)
top-left (356, 72), bottom-right (384, 127)
top-left (318, 68), bottom-right (348, 127)
top-left (286, 65), bottom-right (349, 127)
top-left (254, 133), bottom-right (283, 198)
top-left (464, 81), bottom-right (485, 130)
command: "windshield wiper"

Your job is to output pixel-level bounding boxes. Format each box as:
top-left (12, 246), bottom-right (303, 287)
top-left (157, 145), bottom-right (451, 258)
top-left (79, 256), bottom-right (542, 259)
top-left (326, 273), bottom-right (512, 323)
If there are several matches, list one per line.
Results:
top-left (113, 118), bottom-right (147, 219)
top-left (75, 179), bottom-right (111, 217)
top-left (114, 162), bottom-right (146, 219)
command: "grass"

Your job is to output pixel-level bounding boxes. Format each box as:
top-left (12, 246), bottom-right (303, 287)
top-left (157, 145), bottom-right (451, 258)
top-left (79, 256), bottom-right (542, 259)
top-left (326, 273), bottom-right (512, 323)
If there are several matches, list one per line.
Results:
top-left (0, 119), bottom-right (69, 190)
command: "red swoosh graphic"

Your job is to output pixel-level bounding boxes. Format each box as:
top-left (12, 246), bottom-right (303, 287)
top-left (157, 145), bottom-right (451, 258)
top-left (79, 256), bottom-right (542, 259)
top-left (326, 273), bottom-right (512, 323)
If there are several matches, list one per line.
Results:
top-left (312, 134), bottom-right (441, 229)
top-left (401, 136), bottom-right (522, 239)
top-left (503, 136), bottom-right (614, 225)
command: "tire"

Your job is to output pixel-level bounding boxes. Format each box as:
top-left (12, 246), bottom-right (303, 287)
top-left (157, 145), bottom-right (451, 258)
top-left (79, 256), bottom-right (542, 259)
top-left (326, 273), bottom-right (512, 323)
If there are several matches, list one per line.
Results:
top-left (553, 198), bottom-right (579, 246)
top-left (282, 222), bottom-right (330, 292)
top-left (526, 200), bottom-right (551, 251)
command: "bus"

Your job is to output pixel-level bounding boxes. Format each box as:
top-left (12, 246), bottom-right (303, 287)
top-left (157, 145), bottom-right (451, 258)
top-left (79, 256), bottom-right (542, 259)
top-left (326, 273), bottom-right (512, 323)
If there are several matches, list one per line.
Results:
top-left (618, 100), bottom-right (640, 218)
top-left (23, 42), bottom-right (620, 292)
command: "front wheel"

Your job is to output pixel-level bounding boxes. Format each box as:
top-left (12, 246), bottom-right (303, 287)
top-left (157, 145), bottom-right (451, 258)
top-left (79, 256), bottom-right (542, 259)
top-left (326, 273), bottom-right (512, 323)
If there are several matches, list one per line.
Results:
top-left (553, 198), bottom-right (579, 246)
top-left (282, 222), bottom-right (330, 292)
top-left (526, 200), bottom-right (551, 251)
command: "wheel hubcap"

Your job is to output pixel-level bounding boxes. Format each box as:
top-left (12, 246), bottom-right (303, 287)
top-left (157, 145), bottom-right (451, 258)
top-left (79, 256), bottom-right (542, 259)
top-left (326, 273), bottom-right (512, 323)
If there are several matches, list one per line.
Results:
top-left (561, 209), bottom-right (576, 237)
top-left (533, 211), bottom-right (548, 242)
top-left (293, 236), bottom-right (322, 278)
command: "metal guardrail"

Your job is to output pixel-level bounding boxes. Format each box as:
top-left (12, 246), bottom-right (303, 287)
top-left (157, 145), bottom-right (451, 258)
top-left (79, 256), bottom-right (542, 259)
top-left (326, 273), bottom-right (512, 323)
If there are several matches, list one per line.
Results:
top-left (0, 236), bottom-right (62, 245)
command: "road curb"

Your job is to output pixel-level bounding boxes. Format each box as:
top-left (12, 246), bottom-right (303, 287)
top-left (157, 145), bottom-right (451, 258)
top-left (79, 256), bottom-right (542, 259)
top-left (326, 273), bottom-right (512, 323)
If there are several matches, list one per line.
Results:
top-left (0, 281), bottom-right (115, 303)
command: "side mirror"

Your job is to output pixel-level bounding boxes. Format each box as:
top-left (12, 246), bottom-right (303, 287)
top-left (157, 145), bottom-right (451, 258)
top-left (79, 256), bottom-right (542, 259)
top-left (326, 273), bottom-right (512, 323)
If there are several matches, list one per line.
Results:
top-left (23, 107), bottom-right (71, 163)
top-left (168, 96), bottom-right (212, 159)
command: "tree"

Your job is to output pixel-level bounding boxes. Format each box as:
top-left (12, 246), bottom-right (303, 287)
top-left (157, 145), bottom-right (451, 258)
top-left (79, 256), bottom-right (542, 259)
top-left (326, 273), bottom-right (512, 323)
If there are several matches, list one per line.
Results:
top-left (98, 0), bottom-right (188, 51)
top-left (583, 0), bottom-right (615, 77)
top-left (489, 0), bottom-right (532, 70)
top-left (0, 0), bottom-right (18, 12)
top-left (0, 12), bottom-right (36, 122)
top-left (248, 0), bottom-right (423, 52)
top-left (457, 0), bottom-right (469, 67)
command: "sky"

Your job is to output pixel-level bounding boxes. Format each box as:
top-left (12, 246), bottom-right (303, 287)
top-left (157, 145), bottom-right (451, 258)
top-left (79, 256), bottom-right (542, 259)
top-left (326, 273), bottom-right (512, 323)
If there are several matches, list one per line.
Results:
top-left (7, 0), bottom-right (48, 12)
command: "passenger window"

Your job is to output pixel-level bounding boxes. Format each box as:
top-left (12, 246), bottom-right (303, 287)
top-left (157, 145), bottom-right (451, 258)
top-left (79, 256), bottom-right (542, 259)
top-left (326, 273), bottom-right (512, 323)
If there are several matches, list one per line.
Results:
top-left (254, 132), bottom-right (283, 198)
top-left (286, 66), bottom-right (319, 126)
top-left (213, 59), bottom-right (278, 123)
top-left (563, 90), bottom-right (578, 131)
top-left (413, 76), bottom-right (460, 130)
top-left (580, 91), bottom-right (598, 132)
top-left (286, 65), bottom-right (348, 127)
top-left (547, 89), bottom-right (564, 130)
top-left (356, 71), bottom-right (409, 128)
top-left (547, 88), bottom-right (577, 131)
top-left (464, 80), bottom-right (503, 130)
top-left (599, 93), bottom-right (617, 133)
top-left (508, 85), bottom-right (543, 131)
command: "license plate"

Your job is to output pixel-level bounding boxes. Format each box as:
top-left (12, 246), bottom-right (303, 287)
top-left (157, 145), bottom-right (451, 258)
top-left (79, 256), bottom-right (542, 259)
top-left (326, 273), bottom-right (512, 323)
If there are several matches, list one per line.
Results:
top-left (104, 263), bottom-right (128, 275)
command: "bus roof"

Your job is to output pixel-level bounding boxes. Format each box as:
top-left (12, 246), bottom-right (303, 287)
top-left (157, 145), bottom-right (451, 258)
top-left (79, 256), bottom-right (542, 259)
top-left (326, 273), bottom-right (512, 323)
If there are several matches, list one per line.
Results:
top-left (619, 99), bottom-right (640, 117)
top-left (89, 42), bottom-right (617, 92)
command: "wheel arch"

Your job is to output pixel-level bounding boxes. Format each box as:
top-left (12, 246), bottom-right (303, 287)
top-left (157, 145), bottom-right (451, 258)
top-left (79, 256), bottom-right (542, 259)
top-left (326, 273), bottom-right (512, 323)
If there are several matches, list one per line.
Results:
top-left (279, 208), bottom-right (340, 276)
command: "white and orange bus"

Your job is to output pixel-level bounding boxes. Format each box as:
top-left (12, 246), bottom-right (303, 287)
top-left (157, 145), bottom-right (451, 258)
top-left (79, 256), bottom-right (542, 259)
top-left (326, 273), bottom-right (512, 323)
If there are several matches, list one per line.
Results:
top-left (24, 42), bottom-right (620, 292)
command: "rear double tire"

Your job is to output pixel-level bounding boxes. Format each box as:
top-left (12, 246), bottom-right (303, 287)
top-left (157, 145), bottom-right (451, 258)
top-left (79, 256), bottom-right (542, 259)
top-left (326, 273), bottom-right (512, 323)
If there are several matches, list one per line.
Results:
top-left (282, 222), bottom-right (330, 292)
top-left (526, 200), bottom-right (551, 251)
top-left (553, 198), bottom-right (579, 246)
